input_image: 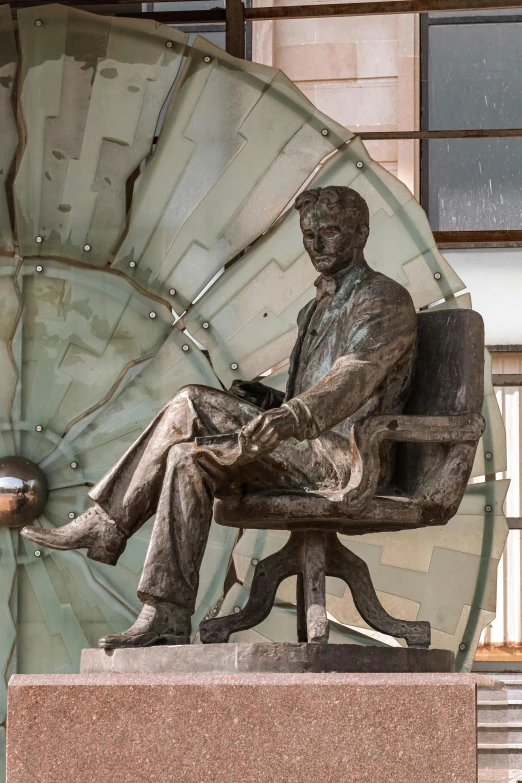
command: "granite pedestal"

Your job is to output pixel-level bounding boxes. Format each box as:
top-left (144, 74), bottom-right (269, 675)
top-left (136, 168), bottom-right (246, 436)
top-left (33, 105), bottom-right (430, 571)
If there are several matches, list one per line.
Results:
top-left (7, 645), bottom-right (478, 783)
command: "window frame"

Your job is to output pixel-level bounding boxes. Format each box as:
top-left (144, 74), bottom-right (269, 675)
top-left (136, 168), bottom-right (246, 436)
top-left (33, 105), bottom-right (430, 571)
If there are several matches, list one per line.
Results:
top-left (420, 11), bottom-right (522, 243)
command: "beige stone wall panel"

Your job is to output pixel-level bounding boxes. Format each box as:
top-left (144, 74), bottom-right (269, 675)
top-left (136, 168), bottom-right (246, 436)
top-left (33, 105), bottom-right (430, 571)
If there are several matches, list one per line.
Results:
top-left (256, 0), bottom-right (420, 192)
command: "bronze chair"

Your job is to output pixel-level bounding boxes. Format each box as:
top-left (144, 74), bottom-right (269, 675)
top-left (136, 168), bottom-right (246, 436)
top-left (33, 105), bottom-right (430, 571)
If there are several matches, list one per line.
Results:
top-left (199, 309), bottom-right (485, 648)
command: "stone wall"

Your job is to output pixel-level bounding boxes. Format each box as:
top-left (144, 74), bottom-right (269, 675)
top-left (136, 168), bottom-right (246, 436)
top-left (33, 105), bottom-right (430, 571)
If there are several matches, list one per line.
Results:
top-left (252, 0), bottom-right (420, 197)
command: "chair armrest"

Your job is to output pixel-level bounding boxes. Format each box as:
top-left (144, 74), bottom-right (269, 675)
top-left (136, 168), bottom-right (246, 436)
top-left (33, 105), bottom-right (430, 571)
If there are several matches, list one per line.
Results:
top-left (334, 412), bottom-right (485, 514)
top-left (357, 412), bottom-right (485, 445)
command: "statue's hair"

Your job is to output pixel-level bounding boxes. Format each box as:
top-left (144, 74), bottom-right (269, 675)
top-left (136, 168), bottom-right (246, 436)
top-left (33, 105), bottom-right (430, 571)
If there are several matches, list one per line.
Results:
top-left (295, 186), bottom-right (369, 229)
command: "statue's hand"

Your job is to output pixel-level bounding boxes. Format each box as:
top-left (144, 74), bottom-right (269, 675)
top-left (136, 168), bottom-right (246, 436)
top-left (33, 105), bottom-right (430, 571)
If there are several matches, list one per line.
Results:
top-left (229, 380), bottom-right (285, 410)
top-left (241, 406), bottom-right (296, 453)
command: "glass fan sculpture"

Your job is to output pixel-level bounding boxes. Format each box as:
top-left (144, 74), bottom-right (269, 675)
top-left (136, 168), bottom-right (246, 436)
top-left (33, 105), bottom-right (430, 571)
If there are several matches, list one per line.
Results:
top-left (0, 3), bottom-right (507, 775)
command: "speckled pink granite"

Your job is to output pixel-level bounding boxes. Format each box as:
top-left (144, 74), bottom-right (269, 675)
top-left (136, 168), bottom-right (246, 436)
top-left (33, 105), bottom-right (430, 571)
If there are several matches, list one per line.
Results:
top-left (7, 672), bottom-right (477, 783)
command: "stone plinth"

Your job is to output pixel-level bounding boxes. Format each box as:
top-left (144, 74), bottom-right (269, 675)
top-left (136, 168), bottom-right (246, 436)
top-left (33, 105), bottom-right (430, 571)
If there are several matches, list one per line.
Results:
top-left (7, 672), bottom-right (477, 783)
top-left (81, 642), bottom-right (455, 674)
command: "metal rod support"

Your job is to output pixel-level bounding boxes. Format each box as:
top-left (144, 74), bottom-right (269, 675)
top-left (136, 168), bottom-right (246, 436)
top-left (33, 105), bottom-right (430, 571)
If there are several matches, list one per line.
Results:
top-left (245, 0), bottom-right (522, 20)
top-left (153, 128), bottom-right (522, 144)
top-left (226, 0), bottom-right (245, 58)
top-left (13, 0), bottom-right (522, 20)
top-left (113, 7), bottom-right (226, 22)
top-left (360, 128), bottom-right (522, 139)
top-left (434, 231), bottom-right (522, 244)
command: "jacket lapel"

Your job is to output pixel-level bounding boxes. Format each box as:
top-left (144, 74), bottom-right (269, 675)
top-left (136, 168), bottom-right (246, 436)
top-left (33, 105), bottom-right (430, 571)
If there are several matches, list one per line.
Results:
top-left (285, 300), bottom-right (316, 399)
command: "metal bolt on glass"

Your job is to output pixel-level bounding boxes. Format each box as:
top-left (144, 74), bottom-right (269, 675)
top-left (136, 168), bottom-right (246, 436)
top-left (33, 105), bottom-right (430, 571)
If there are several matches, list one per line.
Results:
top-left (182, 344), bottom-right (189, 352)
top-left (35, 236), bottom-right (43, 244)
top-left (434, 272), bottom-right (441, 280)
top-left (485, 504), bottom-right (493, 512)
top-left (68, 512), bottom-right (75, 519)
top-left (169, 288), bottom-right (176, 296)
top-left (204, 56), bottom-right (211, 63)
top-left (233, 606), bottom-right (241, 614)
top-left (35, 19), bottom-right (42, 26)
top-left (485, 452), bottom-right (492, 459)
top-left (149, 312), bottom-right (156, 319)
top-left (251, 558), bottom-right (258, 566)
top-left (231, 362), bottom-right (238, 370)
top-left (459, 643), bottom-right (466, 651)
top-left (35, 425), bottom-right (43, 432)
top-left (70, 461), bottom-right (78, 469)
top-left (84, 244), bottom-right (91, 252)
top-left (166, 41), bottom-right (173, 48)
top-left (36, 265), bottom-right (43, 273)
top-left (129, 261), bottom-right (136, 268)
top-left (202, 322), bottom-right (209, 329)
top-left (34, 550), bottom-right (41, 557)
top-left (321, 129), bottom-right (328, 136)
top-left (356, 161), bottom-right (364, 169)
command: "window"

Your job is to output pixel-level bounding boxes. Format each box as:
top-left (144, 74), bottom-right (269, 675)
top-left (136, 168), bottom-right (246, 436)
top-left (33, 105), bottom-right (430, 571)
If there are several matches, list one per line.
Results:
top-left (421, 11), bottom-right (522, 230)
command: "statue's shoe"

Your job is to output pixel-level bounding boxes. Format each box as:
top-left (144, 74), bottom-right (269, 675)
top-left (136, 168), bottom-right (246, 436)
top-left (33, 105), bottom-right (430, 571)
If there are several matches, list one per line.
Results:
top-left (20, 505), bottom-right (127, 566)
top-left (99, 601), bottom-right (191, 648)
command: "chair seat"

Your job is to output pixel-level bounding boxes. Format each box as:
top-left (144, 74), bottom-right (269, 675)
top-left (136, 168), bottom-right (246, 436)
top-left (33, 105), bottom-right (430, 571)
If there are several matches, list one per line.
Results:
top-left (215, 489), bottom-right (422, 535)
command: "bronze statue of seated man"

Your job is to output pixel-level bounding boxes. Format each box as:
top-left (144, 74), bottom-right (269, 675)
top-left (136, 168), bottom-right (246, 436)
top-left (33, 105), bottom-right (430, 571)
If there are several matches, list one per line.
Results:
top-left (21, 185), bottom-right (417, 648)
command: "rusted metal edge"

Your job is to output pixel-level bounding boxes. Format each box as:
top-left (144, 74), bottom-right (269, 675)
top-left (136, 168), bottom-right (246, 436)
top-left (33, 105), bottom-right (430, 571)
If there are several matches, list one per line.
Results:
top-left (11, 0), bottom-right (522, 20)
top-left (9, 0), bottom-right (207, 6)
top-left (149, 129), bottom-right (522, 144)
top-left (10, 5), bottom-right (227, 22)
top-left (226, 0), bottom-right (245, 57)
top-left (434, 231), bottom-right (522, 244)
top-left (245, 0), bottom-right (522, 20)
top-left (492, 374), bottom-right (522, 385)
top-left (361, 129), bottom-right (522, 139)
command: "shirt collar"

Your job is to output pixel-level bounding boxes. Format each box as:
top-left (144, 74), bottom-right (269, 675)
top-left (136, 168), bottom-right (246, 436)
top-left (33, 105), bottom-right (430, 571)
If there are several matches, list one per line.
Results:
top-left (314, 266), bottom-right (351, 303)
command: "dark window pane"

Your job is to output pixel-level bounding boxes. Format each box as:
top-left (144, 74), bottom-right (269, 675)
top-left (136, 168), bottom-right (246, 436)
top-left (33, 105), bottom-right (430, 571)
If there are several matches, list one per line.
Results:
top-left (428, 22), bottom-right (522, 130)
top-left (427, 138), bottom-right (522, 230)
top-left (426, 20), bottom-right (522, 229)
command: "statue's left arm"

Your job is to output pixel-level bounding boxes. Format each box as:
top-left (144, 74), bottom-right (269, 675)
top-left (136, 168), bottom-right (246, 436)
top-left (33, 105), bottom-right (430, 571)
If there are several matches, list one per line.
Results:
top-left (243, 280), bottom-right (416, 451)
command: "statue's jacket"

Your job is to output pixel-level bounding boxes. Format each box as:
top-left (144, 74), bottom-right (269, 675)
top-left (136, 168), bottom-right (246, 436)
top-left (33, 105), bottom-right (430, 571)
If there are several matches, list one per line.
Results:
top-left (283, 260), bottom-right (417, 492)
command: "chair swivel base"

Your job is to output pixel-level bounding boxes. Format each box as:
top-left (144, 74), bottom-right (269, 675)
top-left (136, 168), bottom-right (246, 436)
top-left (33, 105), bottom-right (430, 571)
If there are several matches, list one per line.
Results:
top-left (199, 530), bottom-right (430, 647)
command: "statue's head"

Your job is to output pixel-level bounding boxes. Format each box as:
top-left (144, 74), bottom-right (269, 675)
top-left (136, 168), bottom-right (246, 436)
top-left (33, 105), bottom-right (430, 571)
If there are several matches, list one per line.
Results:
top-left (295, 186), bottom-right (370, 276)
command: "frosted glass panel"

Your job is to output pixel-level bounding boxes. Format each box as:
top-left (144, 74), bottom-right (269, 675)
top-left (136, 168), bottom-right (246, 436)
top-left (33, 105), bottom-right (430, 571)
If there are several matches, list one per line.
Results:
top-left (0, 6), bottom-right (17, 254)
top-left (112, 35), bottom-right (353, 308)
top-left (10, 262), bottom-right (173, 451)
top-left (14, 4), bottom-right (187, 264)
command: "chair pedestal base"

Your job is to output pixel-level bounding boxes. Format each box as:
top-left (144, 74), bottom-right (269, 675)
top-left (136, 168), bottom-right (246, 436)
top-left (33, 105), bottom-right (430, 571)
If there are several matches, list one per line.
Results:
top-left (199, 531), bottom-right (431, 647)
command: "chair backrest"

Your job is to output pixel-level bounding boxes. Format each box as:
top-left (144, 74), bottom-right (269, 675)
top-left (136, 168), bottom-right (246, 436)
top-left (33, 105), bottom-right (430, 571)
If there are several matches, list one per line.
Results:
top-left (394, 308), bottom-right (485, 503)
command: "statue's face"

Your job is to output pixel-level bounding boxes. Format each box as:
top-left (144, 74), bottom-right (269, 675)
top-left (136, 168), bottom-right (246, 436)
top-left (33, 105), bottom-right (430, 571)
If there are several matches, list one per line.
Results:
top-left (300, 197), bottom-right (366, 276)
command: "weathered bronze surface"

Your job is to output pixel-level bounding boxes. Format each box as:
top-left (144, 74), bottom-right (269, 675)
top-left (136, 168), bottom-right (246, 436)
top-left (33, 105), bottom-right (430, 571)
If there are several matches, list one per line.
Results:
top-left (0, 456), bottom-right (48, 529)
top-left (21, 185), bottom-right (484, 650)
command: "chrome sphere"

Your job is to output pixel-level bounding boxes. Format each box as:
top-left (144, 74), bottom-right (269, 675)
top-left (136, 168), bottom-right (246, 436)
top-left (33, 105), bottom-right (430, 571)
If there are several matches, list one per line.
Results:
top-left (0, 456), bottom-right (48, 528)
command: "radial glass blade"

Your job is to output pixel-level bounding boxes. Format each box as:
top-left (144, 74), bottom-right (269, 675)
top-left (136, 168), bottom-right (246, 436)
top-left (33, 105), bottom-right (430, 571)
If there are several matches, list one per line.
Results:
top-left (472, 349), bottom-right (507, 478)
top-left (0, 6), bottom-right (17, 255)
top-left (111, 35), bottom-right (353, 308)
top-left (14, 4), bottom-right (187, 265)
top-left (0, 259), bottom-right (19, 456)
top-left (40, 326), bottom-right (221, 487)
top-left (10, 261), bottom-right (173, 463)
